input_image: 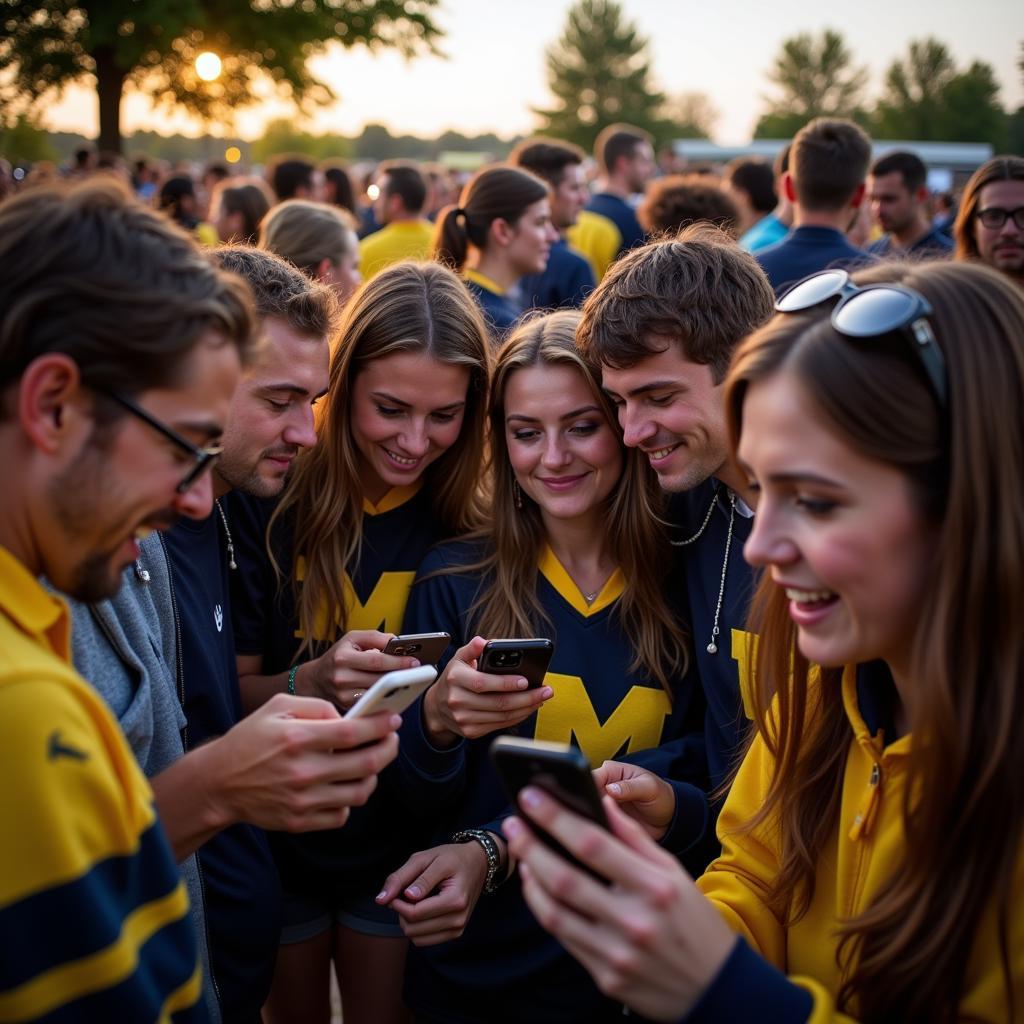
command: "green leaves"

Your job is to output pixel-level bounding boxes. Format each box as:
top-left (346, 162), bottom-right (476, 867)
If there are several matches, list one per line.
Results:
top-left (0, 0), bottom-right (443, 150)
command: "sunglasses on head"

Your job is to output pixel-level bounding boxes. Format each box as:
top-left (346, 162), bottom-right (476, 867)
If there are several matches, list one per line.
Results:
top-left (775, 269), bottom-right (948, 411)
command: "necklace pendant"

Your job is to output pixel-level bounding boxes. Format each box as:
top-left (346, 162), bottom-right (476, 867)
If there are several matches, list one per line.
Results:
top-left (706, 642), bottom-right (718, 655)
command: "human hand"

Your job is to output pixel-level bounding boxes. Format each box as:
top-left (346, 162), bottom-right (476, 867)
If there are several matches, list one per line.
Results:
top-left (592, 760), bottom-right (677, 842)
top-left (376, 839), bottom-right (494, 946)
top-left (504, 788), bottom-right (735, 1022)
top-left (203, 693), bottom-right (401, 833)
top-left (300, 629), bottom-right (418, 711)
top-left (421, 636), bottom-right (553, 746)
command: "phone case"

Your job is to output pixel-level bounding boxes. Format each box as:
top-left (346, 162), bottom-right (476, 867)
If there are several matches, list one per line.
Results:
top-left (490, 737), bottom-right (609, 881)
top-left (480, 638), bottom-right (554, 689)
top-left (383, 632), bottom-right (451, 664)
top-left (345, 665), bottom-right (437, 719)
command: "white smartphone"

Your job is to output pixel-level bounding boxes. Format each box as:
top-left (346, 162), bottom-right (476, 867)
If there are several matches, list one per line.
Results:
top-left (344, 665), bottom-right (438, 719)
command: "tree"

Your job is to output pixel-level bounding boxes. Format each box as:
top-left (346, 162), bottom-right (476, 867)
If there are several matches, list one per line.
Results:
top-left (660, 91), bottom-right (718, 139)
top-left (0, 114), bottom-right (59, 163)
top-left (873, 38), bottom-right (1007, 148)
top-left (533, 0), bottom-right (666, 151)
top-left (0, 0), bottom-right (443, 154)
top-left (1009, 42), bottom-right (1024, 155)
top-left (250, 119), bottom-right (350, 165)
top-left (754, 29), bottom-right (869, 138)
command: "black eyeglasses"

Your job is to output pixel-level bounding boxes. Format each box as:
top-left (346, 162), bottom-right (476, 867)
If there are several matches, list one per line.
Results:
top-left (775, 268), bottom-right (947, 410)
top-left (99, 390), bottom-right (223, 493)
top-left (977, 206), bottom-right (1024, 231)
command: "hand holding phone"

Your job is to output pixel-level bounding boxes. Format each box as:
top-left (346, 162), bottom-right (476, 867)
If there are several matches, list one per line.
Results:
top-left (491, 736), bottom-right (608, 881)
top-left (479, 639), bottom-right (553, 690)
top-left (420, 638), bottom-right (556, 746)
top-left (345, 665), bottom-right (438, 719)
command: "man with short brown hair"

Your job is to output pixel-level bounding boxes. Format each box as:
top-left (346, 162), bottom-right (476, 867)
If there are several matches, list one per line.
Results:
top-left (510, 137), bottom-right (595, 309)
top-left (578, 226), bottom-right (775, 846)
top-left (585, 123), bottom-right (654, 259)
top-left (868, 150), bottom-right (952, 258)
top-left (756, 118), bottom-right (873, 295)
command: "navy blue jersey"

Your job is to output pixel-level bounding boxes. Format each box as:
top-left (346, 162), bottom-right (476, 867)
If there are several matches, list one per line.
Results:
top-left (228, 484), bottom-right (447, 896)
top-left (868, 224), bottom-right (953, 259)
top-left (667, 479), bottom-right (758, 791)
top-left (756, 225), bottom-right (873, 297)
top-left (517, 237), bottom-right (595, 311)
top-left (399, 538), bottom-right (706, 1022)
top-left (584, 191), bottom-right (646, 257)
top-left (163, 513), bottom-right (281, 1023)
top-left (463, 270), bottom-right (521, 344)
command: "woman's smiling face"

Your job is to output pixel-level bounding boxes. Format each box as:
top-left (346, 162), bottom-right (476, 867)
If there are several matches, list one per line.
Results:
top-left (350, 350), bottom-right (470, 503)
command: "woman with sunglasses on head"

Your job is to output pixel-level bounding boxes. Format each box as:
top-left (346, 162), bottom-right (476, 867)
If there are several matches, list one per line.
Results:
top-left (504, 262), bottom-right (1024, 1023)
top-left (376, 310), bottom-right (705, 1023)
top-left (432, 165), bottom-right (559, 343)
top-left (227, 261), bottom-right (491, 1024)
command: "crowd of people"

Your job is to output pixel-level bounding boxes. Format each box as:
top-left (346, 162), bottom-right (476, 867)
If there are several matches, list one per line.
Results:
top-left (1, 115), bottom-right (1022, 1024)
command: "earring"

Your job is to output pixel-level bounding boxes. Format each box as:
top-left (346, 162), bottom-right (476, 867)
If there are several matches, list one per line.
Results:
top-left (513, 479), bottom-right (523, 510)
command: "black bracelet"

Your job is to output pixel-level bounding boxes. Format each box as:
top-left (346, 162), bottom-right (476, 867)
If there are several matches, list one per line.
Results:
top-left (451, 828), bottom-right (503, 894)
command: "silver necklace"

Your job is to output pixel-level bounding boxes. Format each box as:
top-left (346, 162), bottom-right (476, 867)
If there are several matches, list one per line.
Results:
top-left (672, 490), bottom-right (736, 655)
top-left (215, 499), bottom-right (237, 570)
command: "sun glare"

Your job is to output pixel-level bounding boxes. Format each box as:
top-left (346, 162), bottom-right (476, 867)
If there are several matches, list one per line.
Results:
top-left (195, 52), bottom-right (222, 82)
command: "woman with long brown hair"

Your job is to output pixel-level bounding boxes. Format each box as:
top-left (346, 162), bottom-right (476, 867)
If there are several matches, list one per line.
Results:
top-left (228, 260), bottom-right (491, 1024)
top-left (432, 165), bottom-right (558, 341)
top-left (376, 310), bottom-right (701, 1022)
top-left (504, 261), bottom-right (1024, 1022)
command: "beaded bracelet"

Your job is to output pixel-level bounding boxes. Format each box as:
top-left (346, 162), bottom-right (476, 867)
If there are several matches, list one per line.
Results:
top-left (287, 664), bottom-right (300, 695)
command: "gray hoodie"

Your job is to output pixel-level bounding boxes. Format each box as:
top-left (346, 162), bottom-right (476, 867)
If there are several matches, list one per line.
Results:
top-left (59, 533), bottom-right (221, 1023)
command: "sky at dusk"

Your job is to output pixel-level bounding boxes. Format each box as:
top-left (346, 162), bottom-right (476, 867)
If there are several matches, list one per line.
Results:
top-left (38, 0), bottom-right (1024, 143)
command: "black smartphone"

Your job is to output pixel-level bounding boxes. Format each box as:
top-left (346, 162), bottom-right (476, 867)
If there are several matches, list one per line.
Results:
top-left (383, 631), bottom-right (451, 664)
top-left (490, 736), bottom-right (609, 880)
top-left (480, 638), bottom-right (554, 689)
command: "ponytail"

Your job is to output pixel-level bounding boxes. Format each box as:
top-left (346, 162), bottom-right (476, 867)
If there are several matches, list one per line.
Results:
top-left (431, 165), bottom-right (549, 271)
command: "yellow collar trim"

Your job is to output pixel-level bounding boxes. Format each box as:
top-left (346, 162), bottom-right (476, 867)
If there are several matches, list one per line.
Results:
top-left (0, 545), bottom-right (71, 661)
top-left (841, 664), bottom-right (912, 756)
top-left (363, 481), bottom-right (422, 516)
top-left (537, 544), bottom-right (624, 617)
top-left (463, 267), bottom-right (505, 296)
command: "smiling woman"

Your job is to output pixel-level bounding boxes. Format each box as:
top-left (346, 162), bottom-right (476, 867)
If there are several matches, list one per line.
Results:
top-left (503, 261), bottom-right (1024, 1024)
top-left (378, 310), bottom-right (701, 1023)
top-left (226, 259), bottom-right (491, 1024)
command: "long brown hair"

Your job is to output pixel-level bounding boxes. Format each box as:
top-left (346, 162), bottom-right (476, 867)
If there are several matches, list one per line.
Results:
top-left (459, 310), bottom-right (687, 694)
top-left (724, 261), bottom-right (1024, 1022)
top-left (953, 155), bottom-right (1024, 262)
top-left (273, 261), bottom-right (491, 657)
top-left (432, 165), bottom-right (549, 272)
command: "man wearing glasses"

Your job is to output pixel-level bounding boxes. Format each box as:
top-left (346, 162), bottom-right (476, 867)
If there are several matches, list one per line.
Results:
top-left (0, 178), bottom-right (254, 1021)
top-left (954, 156), bottom-right (1024, 290)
